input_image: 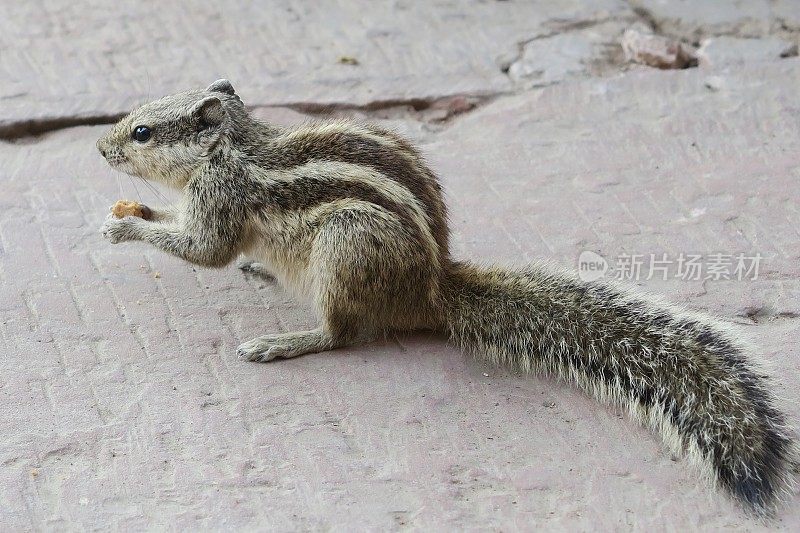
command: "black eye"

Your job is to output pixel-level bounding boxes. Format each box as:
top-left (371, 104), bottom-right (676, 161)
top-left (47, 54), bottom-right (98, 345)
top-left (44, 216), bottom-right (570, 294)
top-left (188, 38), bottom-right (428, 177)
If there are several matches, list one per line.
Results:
top-left (132, 125), bottom-right (151, 143)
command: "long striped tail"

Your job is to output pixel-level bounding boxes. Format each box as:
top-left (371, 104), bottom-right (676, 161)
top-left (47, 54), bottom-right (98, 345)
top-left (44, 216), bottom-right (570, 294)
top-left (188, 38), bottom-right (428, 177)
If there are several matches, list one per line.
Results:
top-left (442, 260), bottom-right (795, 514)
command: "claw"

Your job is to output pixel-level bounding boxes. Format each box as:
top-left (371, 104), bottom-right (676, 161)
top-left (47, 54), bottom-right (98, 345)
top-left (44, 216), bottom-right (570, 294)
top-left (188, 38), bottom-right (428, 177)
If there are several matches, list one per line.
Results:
top-left (237, 259), bottom-right (275, 281)
top-left (237, 338), bottom-right (290, 362)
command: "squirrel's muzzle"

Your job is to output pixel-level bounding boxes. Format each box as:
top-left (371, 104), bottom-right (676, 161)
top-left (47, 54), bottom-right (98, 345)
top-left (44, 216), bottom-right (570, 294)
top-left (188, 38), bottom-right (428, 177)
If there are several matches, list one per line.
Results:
top-left (96, 138), bottom-right (108, 159)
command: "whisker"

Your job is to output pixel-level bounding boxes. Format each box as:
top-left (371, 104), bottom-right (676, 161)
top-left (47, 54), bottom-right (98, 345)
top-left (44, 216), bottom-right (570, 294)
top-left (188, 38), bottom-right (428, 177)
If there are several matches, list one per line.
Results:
top-left (137, 176), bottom-right (171, 205)
top-left (116, 172), bottom-right (123, 199)
top-left (137, 177), bottom-right (158, 200)
top-left (146, 68), bottom-right (152, 101)
top-left (127, 174), bottom-right (142, 202)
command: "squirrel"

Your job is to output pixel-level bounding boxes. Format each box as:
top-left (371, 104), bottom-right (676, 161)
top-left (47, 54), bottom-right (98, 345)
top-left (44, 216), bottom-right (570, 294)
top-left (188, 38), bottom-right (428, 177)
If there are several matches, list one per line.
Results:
top-left (97, 79), bottom-right (795, 515)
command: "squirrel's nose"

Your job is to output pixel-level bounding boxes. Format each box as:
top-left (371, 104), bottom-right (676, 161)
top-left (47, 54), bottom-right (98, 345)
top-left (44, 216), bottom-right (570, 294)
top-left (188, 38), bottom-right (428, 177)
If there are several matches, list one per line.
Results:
top-left (96, 139), bottom-right (108, 158)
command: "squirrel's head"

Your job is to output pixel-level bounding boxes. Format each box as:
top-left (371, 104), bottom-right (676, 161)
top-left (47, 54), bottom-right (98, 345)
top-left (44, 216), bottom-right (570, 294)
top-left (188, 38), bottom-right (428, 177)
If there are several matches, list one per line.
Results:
top-left (97, 79), bottom-right (245, 188)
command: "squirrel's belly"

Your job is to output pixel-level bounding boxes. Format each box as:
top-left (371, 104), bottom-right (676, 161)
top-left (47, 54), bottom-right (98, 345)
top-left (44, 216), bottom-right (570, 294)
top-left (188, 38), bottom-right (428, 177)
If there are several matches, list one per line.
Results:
top-left (251, 244), bottom-right (315, 299)
top-left (245, 213), bottom-right (317, 301)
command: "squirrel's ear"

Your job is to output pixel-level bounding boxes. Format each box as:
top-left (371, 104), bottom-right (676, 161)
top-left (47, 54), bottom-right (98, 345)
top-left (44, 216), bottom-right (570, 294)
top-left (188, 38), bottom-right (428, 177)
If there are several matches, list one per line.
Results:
top-left (206, 79), bottom-right (235, 96)
top-left (191, 96), bottom-right (226, 128)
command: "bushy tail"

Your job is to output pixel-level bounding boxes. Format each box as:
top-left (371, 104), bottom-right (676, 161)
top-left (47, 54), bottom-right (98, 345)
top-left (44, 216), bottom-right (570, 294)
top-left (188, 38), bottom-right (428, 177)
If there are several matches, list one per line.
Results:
top-left (442, 260), bottom-right (795, 514)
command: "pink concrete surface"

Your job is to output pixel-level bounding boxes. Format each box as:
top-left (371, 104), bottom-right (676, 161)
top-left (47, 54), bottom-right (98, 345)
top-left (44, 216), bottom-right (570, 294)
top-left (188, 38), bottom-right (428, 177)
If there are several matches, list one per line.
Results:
top-left (1, 1), bottom-right (799, 530)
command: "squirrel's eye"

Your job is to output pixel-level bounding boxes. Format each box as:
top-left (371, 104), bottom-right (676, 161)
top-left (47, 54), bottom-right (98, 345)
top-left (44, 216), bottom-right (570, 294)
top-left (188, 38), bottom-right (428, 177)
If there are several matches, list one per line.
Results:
top-left (132, 125), bottom-right (152, 143)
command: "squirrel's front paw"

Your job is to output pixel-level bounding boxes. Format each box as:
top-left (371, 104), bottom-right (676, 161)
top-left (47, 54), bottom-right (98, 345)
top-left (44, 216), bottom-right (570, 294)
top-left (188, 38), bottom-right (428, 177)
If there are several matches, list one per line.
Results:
top-left (100, 215), bottom-right (138, 244)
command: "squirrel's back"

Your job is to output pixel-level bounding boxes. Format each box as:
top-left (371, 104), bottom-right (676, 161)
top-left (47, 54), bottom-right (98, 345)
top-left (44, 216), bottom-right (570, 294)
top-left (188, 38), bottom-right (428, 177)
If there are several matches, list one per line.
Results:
top-left (244, 120), bottom-right (450, 261)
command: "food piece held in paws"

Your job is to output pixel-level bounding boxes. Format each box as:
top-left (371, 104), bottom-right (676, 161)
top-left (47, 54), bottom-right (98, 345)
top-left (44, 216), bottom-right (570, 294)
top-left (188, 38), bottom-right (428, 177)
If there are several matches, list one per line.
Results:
top-left (111, 200), bottom-right (152, 220)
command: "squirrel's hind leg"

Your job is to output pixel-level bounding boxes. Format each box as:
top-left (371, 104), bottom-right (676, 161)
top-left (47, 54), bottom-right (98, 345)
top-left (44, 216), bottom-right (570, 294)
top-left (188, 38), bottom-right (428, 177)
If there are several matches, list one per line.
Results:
top-left (237, 324), bottom-right (372, 363)
top-left (237, 329), bottom-right (335, 362)
top-left (237, 283), bottom-right (375, 362)
top-left (237, 201), bottom-right (432, 363)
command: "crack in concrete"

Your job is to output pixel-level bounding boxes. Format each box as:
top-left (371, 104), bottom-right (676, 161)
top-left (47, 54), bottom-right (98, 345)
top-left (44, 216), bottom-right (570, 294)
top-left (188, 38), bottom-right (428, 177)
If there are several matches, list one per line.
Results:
top-left (275, 97), bottom-right (440, 114)
top-left (499, 12), bottom-right (645, 85)
top-left (1, 93), bottom-right (500, 142)
top-left (499, 16), bottom-right (622, 75)
top-left (740, 306), bottom-right (800, 323)
top-left (0, 114), bottom-right (126, 142)
top-left (260, 93), bottom-right (501, 124)
top-left (628, 0), bottom-right (800, 43)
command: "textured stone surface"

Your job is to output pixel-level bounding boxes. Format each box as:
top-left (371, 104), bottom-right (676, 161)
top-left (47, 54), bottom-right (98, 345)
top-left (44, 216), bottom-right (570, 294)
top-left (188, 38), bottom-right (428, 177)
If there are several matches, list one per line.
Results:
top-left (2, 1), bottom-right (800, 531)
top-left (627, 1), bottom-right (800, 55)
top-left (698, 35), bottom-right (798, 67)
top-left (507, 21), bottom-right (629, 88)
top-left (0, 0), bottom-right (631, 134)
top-left (632, 0), bottom-right (775, 39)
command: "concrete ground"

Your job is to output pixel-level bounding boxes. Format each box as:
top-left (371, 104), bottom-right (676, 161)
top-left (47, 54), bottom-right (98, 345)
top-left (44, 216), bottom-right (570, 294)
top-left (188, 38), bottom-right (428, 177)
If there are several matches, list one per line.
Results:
top-left (2, 1), bottom-right (800, 530)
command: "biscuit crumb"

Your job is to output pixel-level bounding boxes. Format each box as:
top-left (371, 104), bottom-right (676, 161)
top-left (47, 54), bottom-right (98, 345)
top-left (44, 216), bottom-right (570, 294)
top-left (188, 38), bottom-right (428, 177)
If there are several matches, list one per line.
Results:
top-left (112, 200), bottom-right (152, 220)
